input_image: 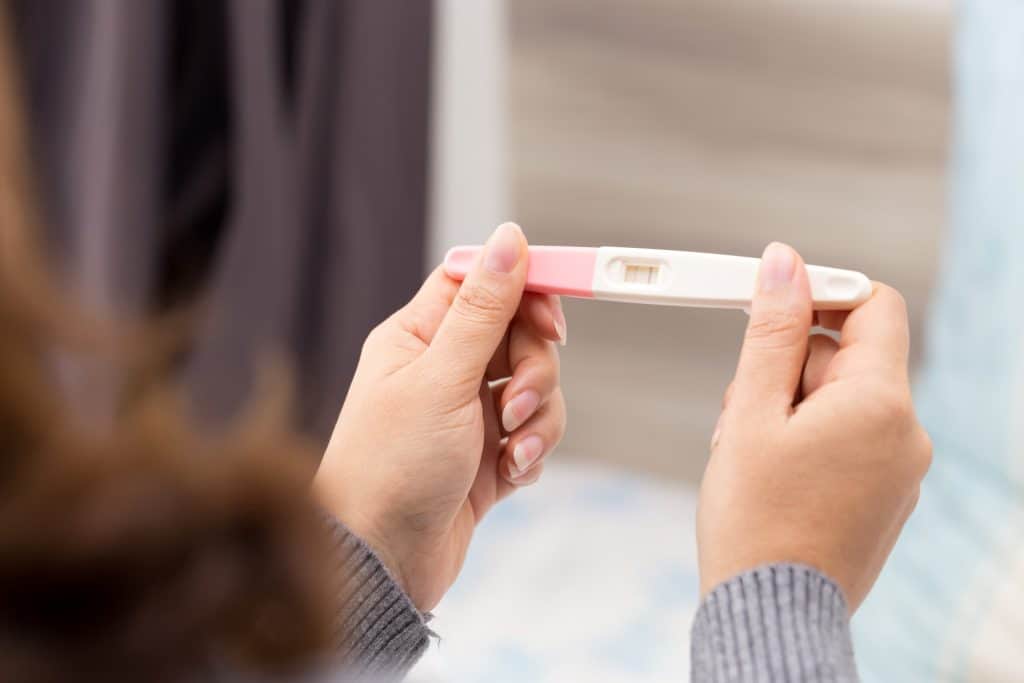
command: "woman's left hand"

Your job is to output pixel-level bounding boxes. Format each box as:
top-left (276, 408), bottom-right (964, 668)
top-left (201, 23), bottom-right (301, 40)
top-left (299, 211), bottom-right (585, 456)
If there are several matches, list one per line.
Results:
top-left (313, 223), bottom-right (566, 611)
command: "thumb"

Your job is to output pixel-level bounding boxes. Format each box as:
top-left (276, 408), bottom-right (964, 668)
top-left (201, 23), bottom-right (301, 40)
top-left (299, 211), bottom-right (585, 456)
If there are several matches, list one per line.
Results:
top-left (730, 242), bottom-right (814, 419)
top-left (428, 223), bottom-right (528, 384)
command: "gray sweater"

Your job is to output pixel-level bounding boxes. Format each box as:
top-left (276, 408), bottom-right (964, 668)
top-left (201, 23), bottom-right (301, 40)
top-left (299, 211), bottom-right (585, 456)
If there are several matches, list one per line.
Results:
top-left (327, 517), bottom-right (860, 682)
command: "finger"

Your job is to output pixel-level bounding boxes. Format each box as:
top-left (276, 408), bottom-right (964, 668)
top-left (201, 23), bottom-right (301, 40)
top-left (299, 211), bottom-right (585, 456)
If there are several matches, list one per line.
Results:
top-left (485, 331), bottom-right (512, 381)
top-left (816, 310), bottom-right (849, 333)
top-left (466, 380), bottom-right (506, 520)
top-left (489, 377), bottom-right (511, 413)
top-left (395, 252), bottom-right (563, 368)
top-left (489, 294), bottom-right (567, 382)
top-left (710, 382), bottom-right (735, 451)
top-left (710, 413), bottom-right (724, 452)
top-left (393, 265), bottom-right (461, 345)
top-left (519, 293), bottom-right (568, 346)
top-left (488, 295), bottom-right (566, 381)
top-left (836, 282), bottom-right (910, 377)
top-left (801, 333), bottom-right (840, 398)
top-left (500, 390), bottom-right (566, 483)
top-left (730, 243), bottom-right (814, 419)
top-left (498, 323), bottom-right (560, 434)
top-left (497, 462), bottom-right (545, 498)
top-left (721, 381), bottom-right (735, 410)
top-left (427, 223), bottom-right (529, 387)
top-left (506, 461), bottom-right (545, 488)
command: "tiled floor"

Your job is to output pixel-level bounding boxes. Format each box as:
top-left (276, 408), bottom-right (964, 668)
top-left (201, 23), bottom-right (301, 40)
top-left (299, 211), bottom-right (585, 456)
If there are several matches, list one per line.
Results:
top-left (509, 0), bottom-right (951, 482)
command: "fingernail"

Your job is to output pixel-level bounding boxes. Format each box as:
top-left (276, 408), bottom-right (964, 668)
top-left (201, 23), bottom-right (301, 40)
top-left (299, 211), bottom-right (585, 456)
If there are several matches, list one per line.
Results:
top-left (502, 390), bottom-right (541, 433)
top-left (509, 465), bottom-right (541, 486)
top-left (758, 242), bottom-right (796, 293)
top-left (483, 223), bottom-right (523, 274)
top-left (511, 435), bottom-right (545, 476)
top-left (552, 299), bottom-right (568, 347)
top-left (554, 319), bottom-right (567, 347)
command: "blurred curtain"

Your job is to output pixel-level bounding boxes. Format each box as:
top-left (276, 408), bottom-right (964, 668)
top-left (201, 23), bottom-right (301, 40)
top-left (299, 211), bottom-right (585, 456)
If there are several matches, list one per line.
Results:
top-left (13, 0), bottom-right (433, 443)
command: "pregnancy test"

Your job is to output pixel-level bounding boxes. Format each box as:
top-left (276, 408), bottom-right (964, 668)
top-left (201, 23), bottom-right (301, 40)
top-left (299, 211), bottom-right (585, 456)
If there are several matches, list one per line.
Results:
top-left (444, 246), bottom-right (871, 311)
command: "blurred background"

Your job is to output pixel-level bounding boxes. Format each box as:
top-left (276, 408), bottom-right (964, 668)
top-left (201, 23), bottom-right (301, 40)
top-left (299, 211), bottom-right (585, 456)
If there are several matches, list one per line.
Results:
top-left (15, 0), bottom-right (949, 483)
top-left (31, 1), bottom-right (1024, 682)
top-left (436, 0), bottom-right (950, 482)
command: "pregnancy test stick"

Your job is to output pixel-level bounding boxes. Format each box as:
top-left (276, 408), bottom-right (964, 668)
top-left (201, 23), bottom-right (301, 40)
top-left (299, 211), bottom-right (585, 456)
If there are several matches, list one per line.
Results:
top-left (444, 246), bottom-right (871, 311)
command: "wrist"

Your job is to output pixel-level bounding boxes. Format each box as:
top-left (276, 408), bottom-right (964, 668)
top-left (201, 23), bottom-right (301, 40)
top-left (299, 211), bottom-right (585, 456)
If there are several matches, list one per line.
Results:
top-left (312, 472), bottom-right (413, 602)
top-left (344, 517), bottom-right (411, 603)
top-left (696, 557), bottom-right (847, 610)
top-left (700, 553), bottom-right (837, 601)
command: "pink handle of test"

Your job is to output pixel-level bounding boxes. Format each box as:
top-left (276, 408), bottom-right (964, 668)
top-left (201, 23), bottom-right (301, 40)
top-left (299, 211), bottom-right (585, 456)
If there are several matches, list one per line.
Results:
top-left (443, 246), bottom-right (598, 298)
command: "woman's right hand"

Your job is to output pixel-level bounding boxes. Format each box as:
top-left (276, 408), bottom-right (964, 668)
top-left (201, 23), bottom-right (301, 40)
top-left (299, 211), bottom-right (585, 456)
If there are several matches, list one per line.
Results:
top-left (697, 242), bottom-right (932, 612)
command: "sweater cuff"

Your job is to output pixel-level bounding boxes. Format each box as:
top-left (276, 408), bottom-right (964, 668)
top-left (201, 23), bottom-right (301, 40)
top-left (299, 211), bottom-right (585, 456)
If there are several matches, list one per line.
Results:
top-left (322, 513), bottom-right (432, 680)
top-left (690, 564), bottom-right (858, 683)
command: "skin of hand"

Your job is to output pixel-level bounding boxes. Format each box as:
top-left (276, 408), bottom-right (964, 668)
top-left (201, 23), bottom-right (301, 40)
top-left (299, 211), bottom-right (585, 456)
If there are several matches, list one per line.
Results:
top-left (313, 223), bottom-right (567, 611)
top-left (698, 242), bottom-right (933, 612)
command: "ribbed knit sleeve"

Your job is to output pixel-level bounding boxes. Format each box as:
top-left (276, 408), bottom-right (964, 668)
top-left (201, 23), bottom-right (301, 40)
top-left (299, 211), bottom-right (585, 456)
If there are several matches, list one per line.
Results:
top-left (322, 514), bottom-right (431, 680)
top-left (691, 564), bottom-right (858, 683)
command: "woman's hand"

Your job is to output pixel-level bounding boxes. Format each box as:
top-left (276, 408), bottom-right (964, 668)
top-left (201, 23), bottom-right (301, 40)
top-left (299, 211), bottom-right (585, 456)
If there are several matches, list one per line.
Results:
top-left (313, 223), bottom-right (566, 611)
top-left (698, 243), bottom-right (932, 612)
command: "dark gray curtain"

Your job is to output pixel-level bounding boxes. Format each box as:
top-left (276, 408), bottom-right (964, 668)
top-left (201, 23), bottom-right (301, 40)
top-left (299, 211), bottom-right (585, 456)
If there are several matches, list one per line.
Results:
top-left (13, 0), bottom-right (433, 443)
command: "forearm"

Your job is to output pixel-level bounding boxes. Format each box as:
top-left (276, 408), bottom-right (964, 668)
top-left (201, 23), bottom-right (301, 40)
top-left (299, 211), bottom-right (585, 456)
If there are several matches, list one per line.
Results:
top-left (323, 515), bottom-right (431, 680)
top-left (691, 564), bottom-right (858, 683)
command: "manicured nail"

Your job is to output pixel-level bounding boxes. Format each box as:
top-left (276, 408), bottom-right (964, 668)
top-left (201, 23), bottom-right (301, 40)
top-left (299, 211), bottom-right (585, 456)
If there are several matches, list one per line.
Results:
top-left (509, 464), bottom-right (541, 486)
top-left (758, 242), bottom-right (796, 293)
top-left (502, 390), bottom-right (541, 433)
top-left (554, 319), bottom-right (567, 347)
top-left (551, 298), bottom-right (568, 347)
top-left (483, 223), bottom-right (523, 274)
top-left (511, 435), bottom-right (545, 476)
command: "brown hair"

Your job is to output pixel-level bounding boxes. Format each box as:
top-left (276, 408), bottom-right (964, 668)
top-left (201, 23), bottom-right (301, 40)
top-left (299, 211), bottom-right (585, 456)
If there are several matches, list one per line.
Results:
top-left (0, 5), bottom-right (333, 681)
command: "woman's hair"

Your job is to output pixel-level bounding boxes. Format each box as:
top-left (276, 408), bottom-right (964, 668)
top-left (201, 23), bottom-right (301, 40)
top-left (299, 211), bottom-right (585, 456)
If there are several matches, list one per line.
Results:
top-left (0, 5), bottom-right (333, 681)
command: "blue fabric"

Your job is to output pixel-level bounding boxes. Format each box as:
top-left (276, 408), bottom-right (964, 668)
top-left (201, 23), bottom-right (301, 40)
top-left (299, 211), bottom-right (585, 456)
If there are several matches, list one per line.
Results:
top-left (409, 463), bottom-right (701, 682)
top-left (854, 3), bottom-right (1024, 681)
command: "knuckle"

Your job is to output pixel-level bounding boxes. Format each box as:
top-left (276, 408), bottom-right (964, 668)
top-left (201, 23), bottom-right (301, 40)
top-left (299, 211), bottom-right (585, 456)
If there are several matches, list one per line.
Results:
top-left (873, 282), bottom-right (910, 323)
top-left (914, 428), bottom-right (934, 476)
top-left (420, 360), bottom-right (472, 398)
top-left (552, 392), bottom-right (568, 442)
top-left (722, 382), bottom-right (735, 410)
top-left (455, 281), bottom-right (507, 322)
top-left (745, 309), bottom-right (804, 347)
top-left (909, 485), bottom-right (925, 511)
top-left (515, 350), bottom-right (561, 388)
top-left (548, 355), bottom-right (562, 384)
top-left (546, 338), bottom-right (563, 371)
top-left (888, 398), bottom-right (914, 426)
top-left (361, 321), bottom-right (389, 353)
top-left (877, 282), bottom-right (908, 311)
top-left (871, 383), bottom-right (913, 425)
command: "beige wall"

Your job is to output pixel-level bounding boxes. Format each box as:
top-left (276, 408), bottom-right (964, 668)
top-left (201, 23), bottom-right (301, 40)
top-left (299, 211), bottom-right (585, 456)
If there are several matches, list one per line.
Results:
top-left (509, 0), bottom-right (951, 482)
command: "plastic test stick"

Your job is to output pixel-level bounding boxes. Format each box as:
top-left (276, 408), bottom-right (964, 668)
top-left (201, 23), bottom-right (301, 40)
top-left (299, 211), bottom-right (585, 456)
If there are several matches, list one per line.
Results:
top-left (444, 245), bottom-right (871, 311)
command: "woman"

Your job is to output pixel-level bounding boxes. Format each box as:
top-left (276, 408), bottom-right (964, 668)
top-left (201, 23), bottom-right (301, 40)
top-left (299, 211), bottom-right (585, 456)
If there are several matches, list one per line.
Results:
top-left (0, 5), bottom-right (931, 681)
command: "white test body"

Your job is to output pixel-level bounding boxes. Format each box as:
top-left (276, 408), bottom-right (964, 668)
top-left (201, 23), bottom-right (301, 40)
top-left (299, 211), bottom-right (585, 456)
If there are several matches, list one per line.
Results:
top-left (592, 247), bottom-right (872, 311)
